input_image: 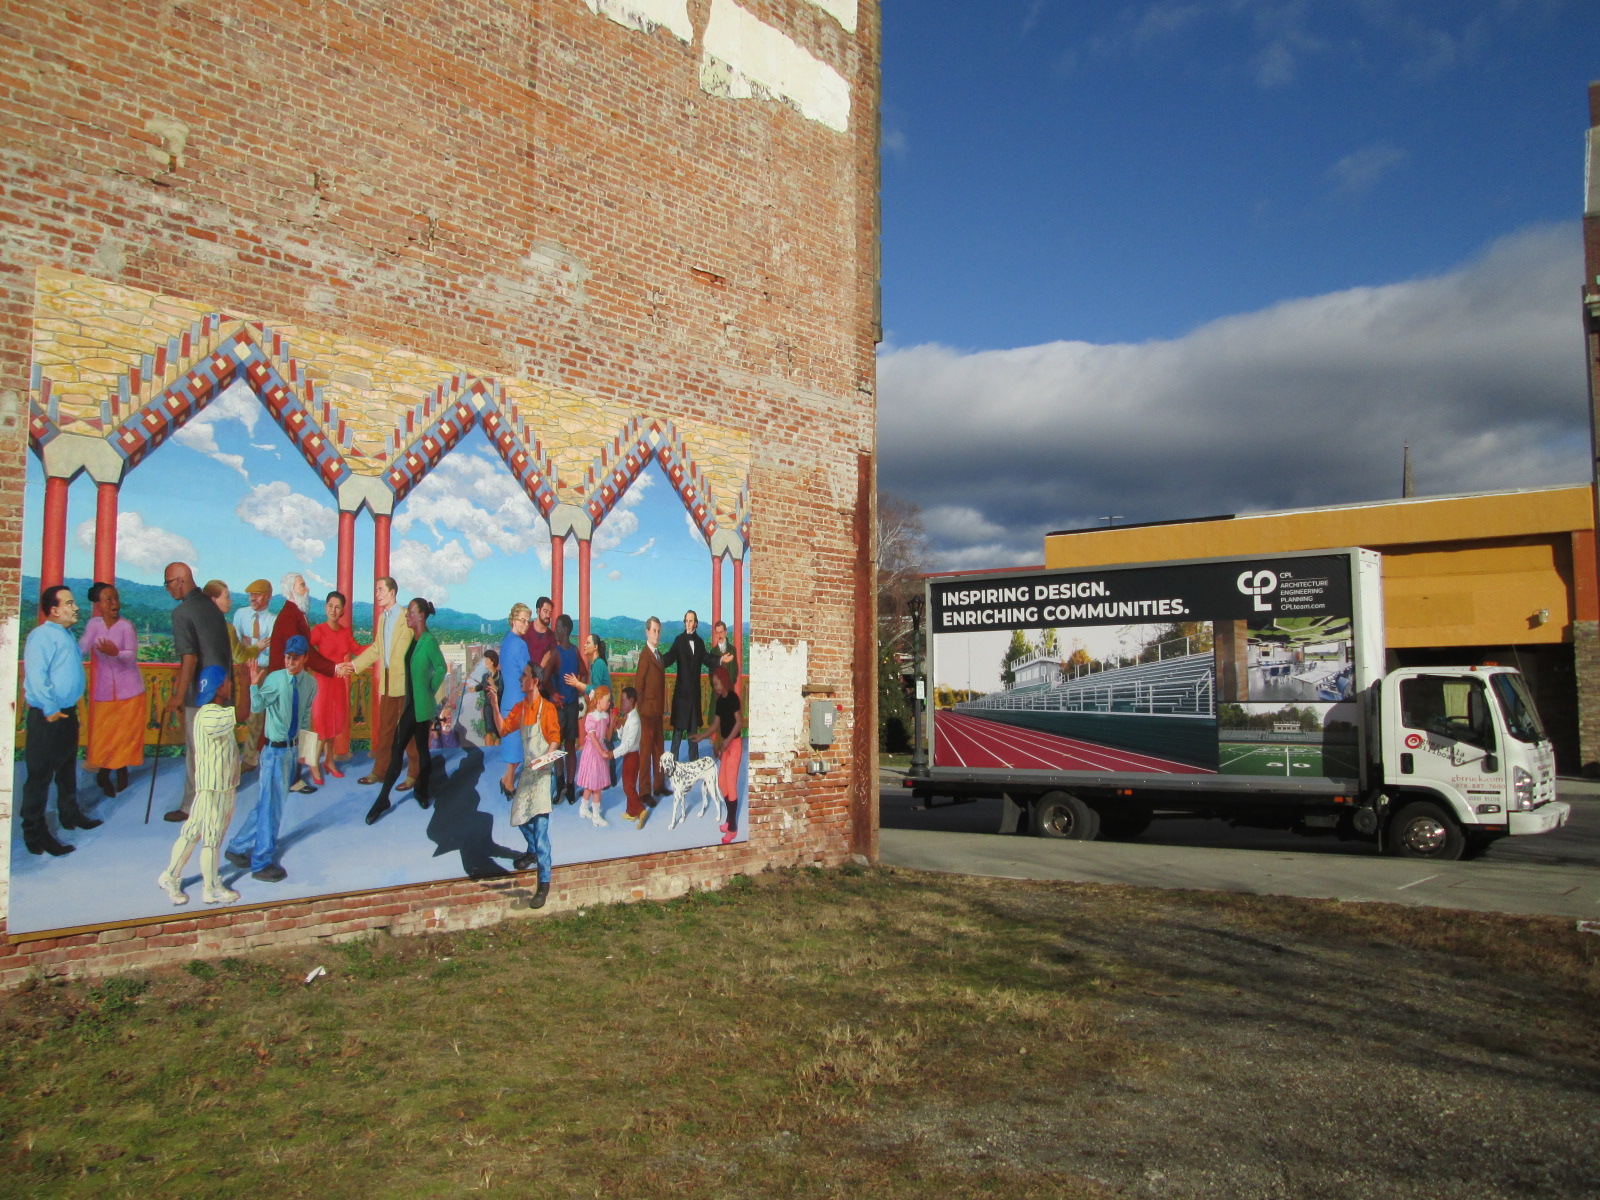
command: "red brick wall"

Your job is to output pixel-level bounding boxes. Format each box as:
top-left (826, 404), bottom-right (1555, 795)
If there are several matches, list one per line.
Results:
top-left (0, 0), bottom-right (880, 981)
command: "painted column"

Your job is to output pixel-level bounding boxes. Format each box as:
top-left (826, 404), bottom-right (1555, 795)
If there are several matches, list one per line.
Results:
top-left (577, 538), bottom-right (591, 648)
top-left (551, 534), bottom-right (566, 620)
top-left (373, 513), bottom-right (391, 584)
top-left (40, 475), bottom-right (70, 590)
top-left (93, 481), bottom-right (119, 584)
top-left (732, 554), bottom-right (744, 691)
top-left (337, 510), bottom-right (356, 604)
top-left (711, 554), bottom-right (723, 630)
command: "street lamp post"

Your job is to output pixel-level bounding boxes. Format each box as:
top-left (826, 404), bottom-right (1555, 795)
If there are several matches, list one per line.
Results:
top-left (908, 593), bottom-right (928, 777)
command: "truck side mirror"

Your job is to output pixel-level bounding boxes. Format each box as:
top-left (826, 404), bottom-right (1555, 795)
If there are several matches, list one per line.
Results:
top-left (1484, 753), bottom-right (1498, 773)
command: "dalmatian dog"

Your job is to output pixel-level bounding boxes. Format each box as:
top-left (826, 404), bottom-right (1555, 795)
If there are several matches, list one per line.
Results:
top-left (660, 751), bottom-right (721, 830)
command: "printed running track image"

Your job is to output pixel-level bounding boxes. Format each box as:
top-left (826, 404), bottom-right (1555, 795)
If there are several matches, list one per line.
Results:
top-left (932, 710), bottom-right (1213, 774)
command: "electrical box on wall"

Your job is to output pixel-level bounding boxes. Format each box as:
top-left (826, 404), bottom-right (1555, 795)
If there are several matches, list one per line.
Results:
top-left (808, 701), bottom-right (837, 746)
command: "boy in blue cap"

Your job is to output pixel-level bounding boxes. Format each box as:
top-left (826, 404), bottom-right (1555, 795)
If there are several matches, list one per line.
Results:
top-left (158, 665), bottom-right (242, 905)
top-left (224, 634), bottom-right (315, 883)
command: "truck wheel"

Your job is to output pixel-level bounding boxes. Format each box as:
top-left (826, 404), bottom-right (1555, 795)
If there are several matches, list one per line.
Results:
top-left (1034, 792), bottom-right (1100, 841)
top-left (1386, 801), bottom-right (1465, 861)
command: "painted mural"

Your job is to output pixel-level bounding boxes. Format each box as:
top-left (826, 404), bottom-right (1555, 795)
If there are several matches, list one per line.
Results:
top-left (12, 269), bottom-right (753, 936)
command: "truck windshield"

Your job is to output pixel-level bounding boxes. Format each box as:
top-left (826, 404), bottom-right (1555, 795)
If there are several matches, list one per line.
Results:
top-left (1490, 673), bottom-right (1546, 744)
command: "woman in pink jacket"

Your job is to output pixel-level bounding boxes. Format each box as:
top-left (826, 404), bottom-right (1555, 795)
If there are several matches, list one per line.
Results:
top-left (79, 583), bottom-right (145, 797)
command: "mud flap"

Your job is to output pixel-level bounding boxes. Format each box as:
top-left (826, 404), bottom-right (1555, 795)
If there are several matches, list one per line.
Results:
top-left (1000, 792), bottom-right (1027, 835)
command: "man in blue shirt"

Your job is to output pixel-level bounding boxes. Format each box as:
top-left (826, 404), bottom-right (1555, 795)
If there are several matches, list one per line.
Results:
top-left (224, 634), bottom-right (316, 883)
top-left (22, 585), bottom-right (99, 856)
top-left (552, 614), bottom-right (581, 804)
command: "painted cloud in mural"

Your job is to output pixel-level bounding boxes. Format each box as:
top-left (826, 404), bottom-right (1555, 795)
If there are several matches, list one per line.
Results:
top-left (74, 510), bottom-right (197, 576)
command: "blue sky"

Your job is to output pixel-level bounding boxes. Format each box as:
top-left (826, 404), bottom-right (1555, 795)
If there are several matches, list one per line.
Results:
top-left (25, 382), bottom-right (745, 628)
top-left (878, 0), bottom-right (1600, 566)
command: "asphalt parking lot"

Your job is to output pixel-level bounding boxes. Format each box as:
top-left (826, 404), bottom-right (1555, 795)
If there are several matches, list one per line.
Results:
top-left (879, 774), bottom-right (1600, 919)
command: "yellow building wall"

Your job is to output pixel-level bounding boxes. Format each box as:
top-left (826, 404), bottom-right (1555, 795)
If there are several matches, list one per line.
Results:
top-left (1043, 486), bottom-right (1593, 649)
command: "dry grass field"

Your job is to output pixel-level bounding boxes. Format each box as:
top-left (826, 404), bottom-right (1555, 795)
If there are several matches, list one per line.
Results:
top-left (3, 866), bottom-right (1598, 1199)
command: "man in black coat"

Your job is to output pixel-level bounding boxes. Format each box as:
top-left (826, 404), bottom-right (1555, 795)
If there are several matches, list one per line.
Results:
top-left (660, 610), bottom-right (711, 761)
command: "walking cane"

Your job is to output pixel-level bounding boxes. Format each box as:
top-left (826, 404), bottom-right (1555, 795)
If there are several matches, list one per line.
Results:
top-left (144, 703), bottom-right (168, 824)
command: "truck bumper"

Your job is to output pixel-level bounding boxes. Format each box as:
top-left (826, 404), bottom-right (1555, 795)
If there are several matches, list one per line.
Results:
top-left (1508, 801), bottom-right (1571, 837)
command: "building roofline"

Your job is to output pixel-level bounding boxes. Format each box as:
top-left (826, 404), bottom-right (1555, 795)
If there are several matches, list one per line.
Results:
top-left (1045, 482), bottom-right (1592, 539)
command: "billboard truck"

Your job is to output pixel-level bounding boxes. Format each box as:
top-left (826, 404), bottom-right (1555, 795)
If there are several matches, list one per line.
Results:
top-left (904, 549), bottom-right (1569, 861)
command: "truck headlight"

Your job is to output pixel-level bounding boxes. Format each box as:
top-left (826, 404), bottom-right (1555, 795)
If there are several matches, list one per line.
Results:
top-left (1512, 767), bottom-right (1535, 812)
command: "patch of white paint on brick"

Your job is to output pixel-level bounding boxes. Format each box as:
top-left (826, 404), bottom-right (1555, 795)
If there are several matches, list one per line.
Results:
top-left (580, 0), bottom-right (693, 44)
top-left (748, 639), bottom-right (809, 771)
top-left (0, 613), bottom-right (18, 925)
top-left (700, 0), bottom-right (851, 133)
top-left (803, 0), bottom-right (857, 33)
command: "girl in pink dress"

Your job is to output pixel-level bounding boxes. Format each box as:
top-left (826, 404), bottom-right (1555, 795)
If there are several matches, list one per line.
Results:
top-left (575, 685), bottom-right (613, 827)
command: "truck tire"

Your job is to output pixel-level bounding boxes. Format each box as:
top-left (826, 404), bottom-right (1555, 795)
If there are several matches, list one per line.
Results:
top-left (1386, 800), bottom-right (1465, 861)
top-left (1034, 792), bottom-right (1100, 841)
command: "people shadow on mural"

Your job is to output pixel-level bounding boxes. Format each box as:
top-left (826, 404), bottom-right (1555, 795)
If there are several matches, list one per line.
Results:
top-left (423, 745), bottom-right (513, 879)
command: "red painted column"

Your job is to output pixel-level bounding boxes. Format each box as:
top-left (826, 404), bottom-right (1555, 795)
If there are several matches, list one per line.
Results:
top-left (93, 481), bottom-right (119, 584)
top-left (337, 510), bottom-right (356, 603)
top-left (40, 476), bottom-right (69, 590)
top-left (711, 554), bottom-right (723, 630)
top-left (373, 512), bottom-right (391, 610)
top-left (732, 554), bottom-right (744, 693)
top-left (551, 534), bottom-right (566, 620)
top-left (577, 538), bottom-right (591, 648)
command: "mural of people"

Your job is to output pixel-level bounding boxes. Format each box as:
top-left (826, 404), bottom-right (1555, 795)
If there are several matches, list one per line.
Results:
top-left (158, 666), bottom-right (241, 907)
top-left (662, 610), bottom-right (709, 761)
top-left (162, 562), bottom-right (233, 823)
top-left (575, 684), bottom-right (614, 826)
top-left (78, 583), bottom-right (144, 799)
top-left (700, 667), bottom-right (743, 846)
top-left (364, 598), bottom-right (447, 825)
top-left (21, 586), bottom-right (93, 856)
top-left (494, 604), bottom-right (533, 798)
top-left (307, 591), bottom-right (360, 784)
top-left (485, 660), bottom-right (562, 909)
top-left (224, 635), bottom-right (316, 883)
top-left (13, 270), bottom-right (752, 937)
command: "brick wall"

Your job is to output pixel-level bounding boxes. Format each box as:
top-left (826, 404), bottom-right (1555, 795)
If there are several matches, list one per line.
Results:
top-left (0, 0), bottom-right (880, 977)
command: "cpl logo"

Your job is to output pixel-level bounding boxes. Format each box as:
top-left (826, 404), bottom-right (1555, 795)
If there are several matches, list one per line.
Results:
top-left (1236, 569), bottom-right (1278, 612)
top-left (1404, 733), bottom-right (1424, 750)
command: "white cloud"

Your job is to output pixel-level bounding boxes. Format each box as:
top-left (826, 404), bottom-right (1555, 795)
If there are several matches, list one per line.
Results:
top-left (1328, 142), bottom-right (1408, 198)
top-left (608, 570), bottom-right (622, 581)
top-left (619, 470), bottom-right (653, 507)
top-left (75, 510), bottom-right (197, 579)
top-left (391, 538), bottom-right (474, 605)
top-left (627, 537), bottom-right (656, 557)
top-left (173, 377), bottom-right (261, 478)
top-left (683, 509), bottom-right (708, 548)
top-left (235, 481), bottom-right (338, 564)
top-left (594, 508), bottom-right (640, 555)
top-left (393, 448), bottom-right (553, 565)
top-left (878, 224), bottom-right (1589, 571)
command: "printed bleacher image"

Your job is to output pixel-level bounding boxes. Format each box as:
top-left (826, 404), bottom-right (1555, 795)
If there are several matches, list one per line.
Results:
top-left (1216, 702), bottom-right (1361, 780)
top-left (931, 621), bottom-right (1219, 774)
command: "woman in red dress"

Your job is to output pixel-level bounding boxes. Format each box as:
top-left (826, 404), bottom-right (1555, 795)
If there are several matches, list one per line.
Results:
top-left (307, 590), bottom-right (360, 784)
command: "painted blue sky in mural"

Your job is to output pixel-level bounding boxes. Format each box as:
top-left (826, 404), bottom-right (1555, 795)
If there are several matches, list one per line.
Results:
top-left (23, 379), bottom-right (738, 624)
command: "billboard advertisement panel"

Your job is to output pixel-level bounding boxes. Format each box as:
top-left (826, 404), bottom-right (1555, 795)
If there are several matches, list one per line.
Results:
top-left (927, 554), bottom-right (1360, 782)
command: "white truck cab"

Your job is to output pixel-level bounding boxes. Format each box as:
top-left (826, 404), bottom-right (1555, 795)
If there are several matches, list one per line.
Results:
top-left (1378, 665), bottom-right (1569, 858)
